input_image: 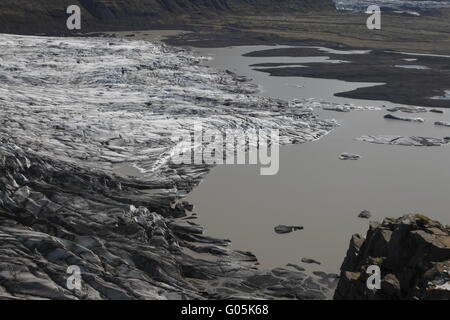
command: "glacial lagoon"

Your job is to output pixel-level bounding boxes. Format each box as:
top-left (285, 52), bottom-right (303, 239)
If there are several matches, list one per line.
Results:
top-left (185, 45), bottom-right (450, 273)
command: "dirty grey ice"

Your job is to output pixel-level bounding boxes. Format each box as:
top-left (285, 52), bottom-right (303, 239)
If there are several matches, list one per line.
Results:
top-left (0, 34), bottom-right (343, 299)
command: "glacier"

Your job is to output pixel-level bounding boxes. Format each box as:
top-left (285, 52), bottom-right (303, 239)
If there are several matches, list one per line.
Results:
top-left (0, 33), bottom-right (337, 188)
top-left (0, 33), bottom-right (342, 300)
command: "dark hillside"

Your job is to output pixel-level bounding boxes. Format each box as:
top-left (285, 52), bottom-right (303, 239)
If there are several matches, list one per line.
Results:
top-left (0, 0), bottom-right (335, 35)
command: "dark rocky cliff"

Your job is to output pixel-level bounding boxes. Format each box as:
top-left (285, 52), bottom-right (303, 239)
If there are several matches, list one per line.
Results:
top-left (0, 0), bottom-right (335, 35)
top-left (335, 215), bottom-right (450, 300)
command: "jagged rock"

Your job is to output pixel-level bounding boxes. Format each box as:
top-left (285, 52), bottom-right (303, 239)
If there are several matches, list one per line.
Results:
top-left (381, 273), bottom-right (401, 297)
top-left (274, 225), bottom-right (304, 234)
top-left (335, 214), bottom-right (450, 300)
top-left (340, 234), bottom-right (365, 272)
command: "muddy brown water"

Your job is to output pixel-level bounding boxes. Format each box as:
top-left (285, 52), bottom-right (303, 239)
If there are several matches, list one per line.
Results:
top-left (113, 31), bottom-right (450, 274)
top-left (184, 45), bottom-right (450, 273)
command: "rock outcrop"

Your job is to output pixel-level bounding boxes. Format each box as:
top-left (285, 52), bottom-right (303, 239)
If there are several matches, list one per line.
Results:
top-left (0, 0), bottom-right (335, 35)
top-left (334, 215), bottom-right (450, 300)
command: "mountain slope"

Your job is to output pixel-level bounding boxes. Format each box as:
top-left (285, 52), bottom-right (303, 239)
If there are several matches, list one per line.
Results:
top-left (0, 0), bottom-right (335, 35)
